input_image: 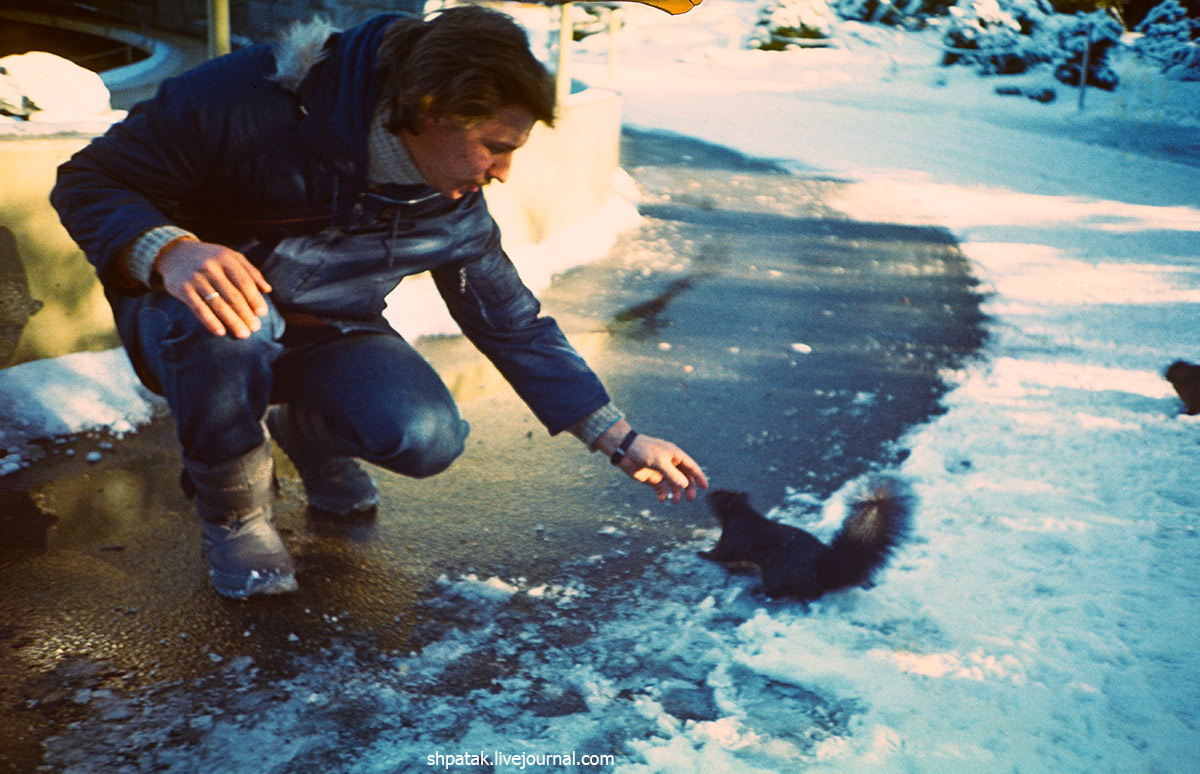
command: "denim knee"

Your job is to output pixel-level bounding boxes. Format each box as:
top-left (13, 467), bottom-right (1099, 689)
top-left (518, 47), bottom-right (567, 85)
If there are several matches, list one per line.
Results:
top-left (133, 293), bottom-right (284, 465)
top-left (157, 303), bottom-right (282, 369)
top-left (366, 404), bottom-right (470, 479)
top-left (134, 293), bottom-right (283, 373)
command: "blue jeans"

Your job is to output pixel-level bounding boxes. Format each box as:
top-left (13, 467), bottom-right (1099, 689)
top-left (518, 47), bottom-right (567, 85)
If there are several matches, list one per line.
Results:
top-left (124, 291), bottom-right (470, 471)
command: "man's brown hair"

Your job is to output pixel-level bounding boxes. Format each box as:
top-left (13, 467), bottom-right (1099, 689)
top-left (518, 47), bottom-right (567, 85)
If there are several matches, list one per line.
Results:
top-left (377, 5), bottom-right (556, 133)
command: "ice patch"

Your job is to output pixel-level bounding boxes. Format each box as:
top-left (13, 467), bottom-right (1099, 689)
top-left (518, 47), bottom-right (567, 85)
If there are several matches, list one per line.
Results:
top-left (436, 573), bottom-right (520, 603)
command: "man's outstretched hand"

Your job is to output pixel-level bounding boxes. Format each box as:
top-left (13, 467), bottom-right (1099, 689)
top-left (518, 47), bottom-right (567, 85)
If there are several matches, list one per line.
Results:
top-left (595, 420), bottom-right (708, 503)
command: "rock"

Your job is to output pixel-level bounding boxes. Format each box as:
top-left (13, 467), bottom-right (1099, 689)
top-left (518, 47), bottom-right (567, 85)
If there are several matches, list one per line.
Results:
top-left (1024, 88), bottom-right (1056, 103)
top-left (993, 85), bottom-right (1056, 104)
top-left (0, 227), bottom-right (42, 366)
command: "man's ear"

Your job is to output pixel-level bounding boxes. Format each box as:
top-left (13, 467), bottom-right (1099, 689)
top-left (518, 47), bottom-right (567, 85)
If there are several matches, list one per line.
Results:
top-left (425, 115), bottom-right (457, 130)
top-left (413, 96), bottom-right (442, 131)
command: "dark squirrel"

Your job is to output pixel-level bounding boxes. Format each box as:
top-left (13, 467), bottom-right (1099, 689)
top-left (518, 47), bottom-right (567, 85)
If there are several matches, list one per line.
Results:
top-left (1165, 360), bottom-right (1200, 415)
top-left (699, 477), bottom-right (914, 601)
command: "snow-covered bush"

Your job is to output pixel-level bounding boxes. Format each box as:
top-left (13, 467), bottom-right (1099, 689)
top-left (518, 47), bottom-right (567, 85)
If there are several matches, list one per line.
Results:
top-left (751, 0), bottom-right (838, 49)
top-left (1051, 10), bottom-right (1122, 89)
top-left (1134, 0), bottom-right (1200, 80)
top-left (940, 0), bottom-right (1122, 87)
top-left (1163, 45), bottom-right (1200, 79)
top-left (941, 0), bottom-right (1058, 73)
top-left (834, 0), bottom-right (956, 25)
top-left (570, 4), bottom-right (611, 42)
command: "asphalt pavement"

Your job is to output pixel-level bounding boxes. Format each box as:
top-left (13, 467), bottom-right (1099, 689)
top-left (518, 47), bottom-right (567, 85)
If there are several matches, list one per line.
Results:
top-left (0, 128), bottom-right (985, 772)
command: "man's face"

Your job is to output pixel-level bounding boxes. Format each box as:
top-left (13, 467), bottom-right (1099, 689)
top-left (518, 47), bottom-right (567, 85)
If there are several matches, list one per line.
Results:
top-left (402, 104), bottom-right (536, 200)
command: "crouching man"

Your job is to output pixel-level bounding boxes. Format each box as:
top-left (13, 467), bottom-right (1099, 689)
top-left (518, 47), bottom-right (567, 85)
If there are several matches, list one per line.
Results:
top-left (51, 6), bottom-right (707, 598)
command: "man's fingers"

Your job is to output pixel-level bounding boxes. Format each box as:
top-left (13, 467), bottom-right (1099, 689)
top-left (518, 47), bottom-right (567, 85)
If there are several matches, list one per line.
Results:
top-left (628, 456), bottom-right (702, 503)
top-left (207, 278), bottom-right (264, 337)
top-left (196, 259), bottom-right (269, 339)
top-left (663, 460), bottom-right (692, 491)
top-left (650, 449), bottom-right (705, 494)
top-left (184, 285), bottom-right (228, 337)
top-left (211, 295), bottom-right (258, 339)
top-left (678, 454), bottom-right (709, 490)
top-left (613, 433), bottom-right (708, 504)
top-left (183, 278), bottom-right (251, 339)
top-left (220, 258), bottom-right (272, 316)
top-left (239, 259), bottom-right (273, 297)
top-left (632, 466), bottom-right (662, 486)
top-left (157, 240), bottom-right (271, 338)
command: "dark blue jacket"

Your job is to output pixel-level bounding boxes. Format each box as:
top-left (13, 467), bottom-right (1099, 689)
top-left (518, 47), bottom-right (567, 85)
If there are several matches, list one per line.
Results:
top-left (51, 14), bottom-right (610, 435)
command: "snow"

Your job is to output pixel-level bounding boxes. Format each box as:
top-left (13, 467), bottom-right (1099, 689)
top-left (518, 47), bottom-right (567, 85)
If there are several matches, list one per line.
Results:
top-left (0, 349), bottom-right (163, 474)
top-left (12, 1), bottom-right (1200, 770)
top-left (559, 5), bottom-right (1200, 770)
top-left (0, 51), bottom-right (126, 132)
top-left (436, 573), bottom-right (521, 603)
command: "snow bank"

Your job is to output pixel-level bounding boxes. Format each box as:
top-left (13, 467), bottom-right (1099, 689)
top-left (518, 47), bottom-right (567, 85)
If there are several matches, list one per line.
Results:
top-left (714, 177), bottom-right (1200, 770)
top-left (0, 349), bottom-right (162, 474)
top-left (0, 51), bottom-right (126, 130)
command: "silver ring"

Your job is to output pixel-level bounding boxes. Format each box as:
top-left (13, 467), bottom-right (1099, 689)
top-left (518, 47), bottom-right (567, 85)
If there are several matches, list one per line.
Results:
top-left (201, 292), bottom-right (219, 302)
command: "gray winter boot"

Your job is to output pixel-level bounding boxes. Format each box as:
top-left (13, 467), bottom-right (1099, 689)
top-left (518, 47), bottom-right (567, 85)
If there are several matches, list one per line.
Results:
top-left (183, 439), bottom-right (298, 599)
top-left (266, 404), bottom-right (378, 516)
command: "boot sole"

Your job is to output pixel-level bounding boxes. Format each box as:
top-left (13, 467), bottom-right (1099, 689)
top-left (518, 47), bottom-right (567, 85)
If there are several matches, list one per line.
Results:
top-left (210, 568), bottom-right (299, 599)
top-left (308, 491), bottom-right (379, 516)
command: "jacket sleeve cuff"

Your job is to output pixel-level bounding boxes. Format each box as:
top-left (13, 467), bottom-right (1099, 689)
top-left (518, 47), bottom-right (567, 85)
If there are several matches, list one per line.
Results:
top-left (122, 225), bottom-right (196, 286)
top-left (566, 401), bottom-right (624, 449)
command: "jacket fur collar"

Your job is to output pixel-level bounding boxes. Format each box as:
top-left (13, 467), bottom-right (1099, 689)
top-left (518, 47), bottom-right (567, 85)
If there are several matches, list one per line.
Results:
top-left (270, 17), bottom-right (338, 92)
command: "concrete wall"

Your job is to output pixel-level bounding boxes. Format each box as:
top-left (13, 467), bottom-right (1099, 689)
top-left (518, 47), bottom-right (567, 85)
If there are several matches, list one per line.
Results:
top-left (2, 0), bottom-right (423, 46)
top-left (0, 89), bottom-right (622, 368)
top-left (0, 138), bottom-right (123, 367)
top-left (485, 88), bottom-right (623, 246)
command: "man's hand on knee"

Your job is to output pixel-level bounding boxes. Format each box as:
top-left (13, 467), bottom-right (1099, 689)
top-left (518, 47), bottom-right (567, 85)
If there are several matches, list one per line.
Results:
top-left (155, 239), bottom-right (273, 339)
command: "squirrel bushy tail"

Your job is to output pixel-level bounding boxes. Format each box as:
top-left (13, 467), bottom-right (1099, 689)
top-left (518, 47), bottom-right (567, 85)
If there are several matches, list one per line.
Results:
top-left (815, 475), bottom-right (914, 594)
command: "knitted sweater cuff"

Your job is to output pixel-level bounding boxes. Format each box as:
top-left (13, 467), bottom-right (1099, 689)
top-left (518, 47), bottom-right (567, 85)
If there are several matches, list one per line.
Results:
top-left (123, 225), bottom-right (196, 286)
top-left (566, 401), bottom-right (625, 449)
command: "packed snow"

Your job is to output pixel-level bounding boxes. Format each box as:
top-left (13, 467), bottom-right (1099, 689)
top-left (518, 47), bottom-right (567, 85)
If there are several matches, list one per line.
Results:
top-left (9, 1), bottom-right (1200, 770)
top-left (567, 4), bottom-right (1200, 770)
top-left (0, 51), bottom-right (127, 132)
